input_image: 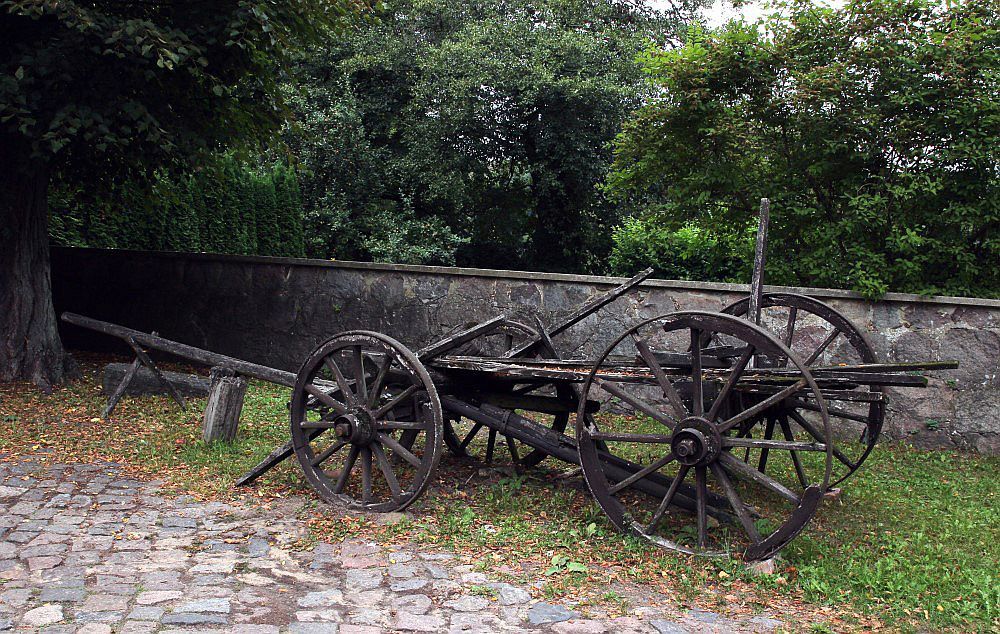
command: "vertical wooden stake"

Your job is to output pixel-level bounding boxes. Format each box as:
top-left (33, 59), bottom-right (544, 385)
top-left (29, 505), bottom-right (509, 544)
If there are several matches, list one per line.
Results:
top-left (748, 198), bottom-right (770, 327)
top-left (202, 366), bottom-right (247, 444)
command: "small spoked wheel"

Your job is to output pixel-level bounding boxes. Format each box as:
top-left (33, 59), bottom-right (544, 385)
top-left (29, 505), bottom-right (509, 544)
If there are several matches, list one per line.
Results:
top-left (576, 311), bottom-right (832, 561)
top-left (290, 331), bottom-right (442, 512)
top-left (721, 293), bottom-right (883, 486)
top-left (442, 319), bottom-right (566, 467)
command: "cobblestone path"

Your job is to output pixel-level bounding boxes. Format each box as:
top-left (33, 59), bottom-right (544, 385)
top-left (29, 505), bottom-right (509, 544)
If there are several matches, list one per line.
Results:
top-left (0, 456), bottom-right (786, 633)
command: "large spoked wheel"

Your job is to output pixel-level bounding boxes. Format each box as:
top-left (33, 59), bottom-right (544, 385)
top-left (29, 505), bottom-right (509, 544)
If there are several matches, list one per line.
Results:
top-left (721, 293), bottom-right (883, 486)
top-left (576, 311), bottom-right (832, 561)
top-left (442, 320), bottom-right (567, 467)
top-left (291, 331), bottom-right (443, 512)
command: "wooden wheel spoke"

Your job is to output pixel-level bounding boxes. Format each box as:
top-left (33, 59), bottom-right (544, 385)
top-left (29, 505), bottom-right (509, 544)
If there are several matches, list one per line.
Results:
top-left (719, 452), bottom-right (800, 505)
top-left (719, 379), bottom-right (806, 433)
top-left (588, 430), bottom-right (672, 444)
top-left (372, 384), bottom-right (419, 418)
top-left (632, 336), bottom-right (688, 420)
top-left (722, 437), bottom-right (826, 452)
top-left (368, 353), bottom-right (395, 409)
top-left (695, 466), bottom-right (708, 548)
top-left (596, 378), bottom-right (673, 426)
top-left (784, 306), bottom-right (798, 348)
top-left (324, 356), bottom-right (358, 406)
top-left (371, 442), bottom-right (403, 501)
top-left (333, 445), bottom-right (360, 494)
top-left (780, 416), bottom-right (809, 488)
top-left (805, 329), bottom-right (841, 366)
top-left (609, 452), bottom-right (676, 495)
top-left (709, 462), bottom-right (761, 544)
top-left (691, 329), bottom-right (704, 416)
top-left (299, 420), bottom-right (338, 430)
top-left (361, 447), bottom-right (373, 503)
top-left (378, 433), bottom-right (422, 468)
top-left (645, 464), bottom-right (690, 534)
top-left (787, 409), bottom-right (856, 469)
top-left (310, 440), bottom-right (346, 467)
top-left (706, 346), bottom-right (754, 422)
top-left (352, 346), bottom-right (369, 406)
top-left (757, 418), bottom-right (776, 473)
top-left (303, 384), bottom-right (348, 416)
top-left (377, 421), bottom-right (425, 431)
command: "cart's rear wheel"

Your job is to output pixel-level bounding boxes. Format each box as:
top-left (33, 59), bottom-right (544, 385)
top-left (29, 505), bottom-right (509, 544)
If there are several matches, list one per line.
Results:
top-left (721, 293), bottom-right (883, 486)
top-left (291, 331), bottom-right (442, 512)
top-left (442, 319), bottom-right (566, 467)
top-left (576, 311), bottom-right (832, 561)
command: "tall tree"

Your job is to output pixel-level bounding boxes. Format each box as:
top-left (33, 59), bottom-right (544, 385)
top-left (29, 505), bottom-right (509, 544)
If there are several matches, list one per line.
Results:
top-left (1, 0), bottom-right (368, 388)
top-left (604, 0), bottom-right (999, 297)
top-left (285, 0), bottom-right (707, 273)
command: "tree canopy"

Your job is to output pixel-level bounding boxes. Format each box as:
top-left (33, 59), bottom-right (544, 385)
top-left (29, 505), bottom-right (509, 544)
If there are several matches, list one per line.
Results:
top-left (0, 0), bottom-right (368, 387)
top-left (285, 0), bottom-right (706, 273)
top-left (604, 0), bottom-right (1000, 297)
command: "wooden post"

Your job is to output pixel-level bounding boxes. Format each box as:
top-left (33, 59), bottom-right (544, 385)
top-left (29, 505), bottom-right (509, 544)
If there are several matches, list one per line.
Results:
top-left (202, 367), bottom-right (247, 444)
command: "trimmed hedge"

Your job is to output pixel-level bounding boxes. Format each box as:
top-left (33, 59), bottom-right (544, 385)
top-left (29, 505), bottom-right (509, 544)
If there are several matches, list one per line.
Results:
top-left (49, 158), bottom-right (304, 258)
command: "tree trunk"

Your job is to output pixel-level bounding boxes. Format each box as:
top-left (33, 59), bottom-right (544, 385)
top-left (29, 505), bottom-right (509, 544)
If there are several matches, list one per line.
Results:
top-left (0, 153), bottom-right (67, 391)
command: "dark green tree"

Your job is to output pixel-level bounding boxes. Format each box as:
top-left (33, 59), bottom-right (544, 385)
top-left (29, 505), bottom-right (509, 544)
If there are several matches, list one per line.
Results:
top-left (604, 0), bottom-right (999, 298)
top-left (285, 0), bottom-right (707, 272)
top-left (1, 0), bottom-right (368, 388)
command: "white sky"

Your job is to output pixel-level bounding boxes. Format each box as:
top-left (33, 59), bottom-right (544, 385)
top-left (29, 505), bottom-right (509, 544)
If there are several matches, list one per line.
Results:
top-left (658, 0), bottom-right (846, 28)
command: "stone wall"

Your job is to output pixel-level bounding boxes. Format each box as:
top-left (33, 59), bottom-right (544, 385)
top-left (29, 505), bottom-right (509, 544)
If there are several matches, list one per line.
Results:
top-left (51, 247), bottom-right (1000, 454)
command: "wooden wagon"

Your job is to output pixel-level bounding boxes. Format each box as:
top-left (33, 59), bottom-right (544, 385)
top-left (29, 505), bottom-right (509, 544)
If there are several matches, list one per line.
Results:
top-left (63, 201), bottom-right (955, 562)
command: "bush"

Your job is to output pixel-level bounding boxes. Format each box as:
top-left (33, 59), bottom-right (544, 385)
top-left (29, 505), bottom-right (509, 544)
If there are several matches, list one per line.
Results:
top-left (609, 216), bottom-right (751, 282)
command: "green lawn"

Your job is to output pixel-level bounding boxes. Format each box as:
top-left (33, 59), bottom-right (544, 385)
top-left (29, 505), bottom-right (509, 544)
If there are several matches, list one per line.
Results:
top-left (1, 359), bottom-right (997, 631)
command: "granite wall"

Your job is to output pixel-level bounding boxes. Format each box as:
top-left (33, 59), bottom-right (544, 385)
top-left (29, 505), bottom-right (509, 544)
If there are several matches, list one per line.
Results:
top-left (51, 247), bottom-right (1000, 455)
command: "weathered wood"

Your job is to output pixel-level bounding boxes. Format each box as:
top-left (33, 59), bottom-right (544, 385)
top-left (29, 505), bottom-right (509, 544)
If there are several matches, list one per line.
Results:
top-left (748, 198), bottom-right (770, 326)
top-left (505, 267), bottom-right (655, 358)
top-left (127, 336), bottom-right (186, 411)
top-left (202, 367), bottom-right (247, 444)
top-left (102, 356), bottom-right (142, 419)
top-left (102, 363), bottom-right (211, 398)
top-left (62, 313), bottom-right (297, 386)
top-left (416, 315), bottom-right (508, 361)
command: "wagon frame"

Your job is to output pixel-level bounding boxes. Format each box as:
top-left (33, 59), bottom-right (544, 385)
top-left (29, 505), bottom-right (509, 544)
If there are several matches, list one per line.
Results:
top-left (62, 200), bottom-right (956, 562)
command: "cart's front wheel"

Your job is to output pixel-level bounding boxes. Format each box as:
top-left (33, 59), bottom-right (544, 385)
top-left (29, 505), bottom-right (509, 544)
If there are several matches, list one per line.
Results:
top-left (291, 331), bottom-right (442, 512)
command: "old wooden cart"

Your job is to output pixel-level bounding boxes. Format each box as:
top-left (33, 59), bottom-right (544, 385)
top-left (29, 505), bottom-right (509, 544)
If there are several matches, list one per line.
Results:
top-left (62, 203), bottom-right (955, 562)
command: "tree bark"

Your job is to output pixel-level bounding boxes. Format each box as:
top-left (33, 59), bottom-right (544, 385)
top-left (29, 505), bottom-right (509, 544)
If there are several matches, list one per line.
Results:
top-left (0, 149), bottom-right (67, 391)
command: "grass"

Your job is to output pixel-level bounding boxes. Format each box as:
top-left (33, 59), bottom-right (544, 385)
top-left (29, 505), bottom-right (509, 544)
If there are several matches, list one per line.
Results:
top-left (1, 355), bottom-right (997, 632)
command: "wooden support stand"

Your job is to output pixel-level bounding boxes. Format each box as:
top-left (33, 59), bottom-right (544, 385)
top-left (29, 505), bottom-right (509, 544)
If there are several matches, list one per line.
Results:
top-left (202, 367), bottom-right (247, 444)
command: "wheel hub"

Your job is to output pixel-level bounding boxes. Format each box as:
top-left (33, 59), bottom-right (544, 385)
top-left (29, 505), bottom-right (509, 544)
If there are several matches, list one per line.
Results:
top-left (334, 409), bottom-right (378, 445)
top-left (671, 417), bottom-right (721, 466)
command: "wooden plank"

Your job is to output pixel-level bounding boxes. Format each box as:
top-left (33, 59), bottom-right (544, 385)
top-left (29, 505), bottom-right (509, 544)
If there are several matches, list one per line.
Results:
top-left (62, 312), bottom-right (297, 387)
top-left (504, 267), bottom-right (654, 358)
top-left (415, 315), bottom-right (508, 361)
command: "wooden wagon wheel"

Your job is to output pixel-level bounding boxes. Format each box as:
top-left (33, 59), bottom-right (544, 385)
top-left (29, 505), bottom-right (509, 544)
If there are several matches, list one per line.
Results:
top-left (442, 319), bottom-right (570, 467)
top-left (290, 331), bottom-right (442, 512)
top-left (720, 292), bottom-right (883, 486)
top-left (576, 311), bottom-right (832, 561)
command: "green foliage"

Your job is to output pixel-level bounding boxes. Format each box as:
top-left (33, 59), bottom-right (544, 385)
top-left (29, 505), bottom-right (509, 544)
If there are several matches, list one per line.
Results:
top-left (1, 0), bottom-right (369, 183)
top-left (604, 0), bottom-right (1000, 298)
top-left (284, 0), bottom-right (707, 271)
top-left (49, 158), bottom-right (305, 257)
top-left (609, 215), bottom-right (751, 282)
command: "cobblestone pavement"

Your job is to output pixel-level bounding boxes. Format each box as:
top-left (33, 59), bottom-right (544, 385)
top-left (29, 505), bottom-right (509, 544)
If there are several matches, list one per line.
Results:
top-left (0, 456), bottom-right (787, 633)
